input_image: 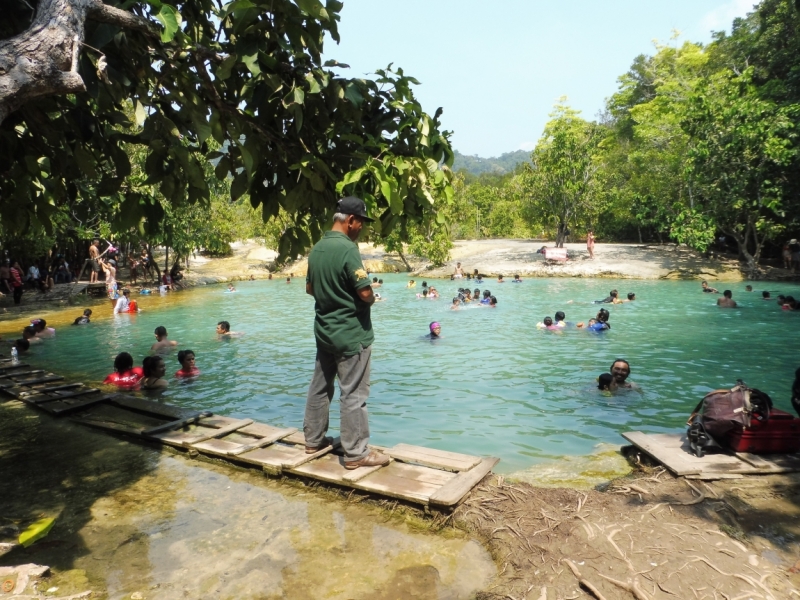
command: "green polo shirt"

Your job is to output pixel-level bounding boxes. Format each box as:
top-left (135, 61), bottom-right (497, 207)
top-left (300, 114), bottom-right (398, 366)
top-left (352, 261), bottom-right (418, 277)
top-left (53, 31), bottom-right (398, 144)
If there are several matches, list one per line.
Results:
top-left (307, 231), bottom-right (373, 356)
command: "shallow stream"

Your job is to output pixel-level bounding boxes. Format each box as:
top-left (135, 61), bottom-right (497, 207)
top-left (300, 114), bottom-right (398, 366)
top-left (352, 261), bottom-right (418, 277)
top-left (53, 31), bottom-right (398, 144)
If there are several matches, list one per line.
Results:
top-left (3, 275), bottom-right (798, 478)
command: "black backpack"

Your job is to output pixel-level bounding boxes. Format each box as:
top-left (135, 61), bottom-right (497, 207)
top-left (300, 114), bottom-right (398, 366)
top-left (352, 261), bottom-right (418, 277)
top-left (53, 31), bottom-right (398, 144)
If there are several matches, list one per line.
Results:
top-left (687, 381), bottom-right (772, 457)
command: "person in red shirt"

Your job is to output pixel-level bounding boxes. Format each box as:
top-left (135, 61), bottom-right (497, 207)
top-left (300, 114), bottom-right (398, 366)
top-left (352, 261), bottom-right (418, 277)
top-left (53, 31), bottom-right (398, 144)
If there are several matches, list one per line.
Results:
top-left (9, 261), bottom-right (23, 305)
top-left (103, 352), bottom-right (144, 389)
top-left (175, 349), bottom-right (200, 378)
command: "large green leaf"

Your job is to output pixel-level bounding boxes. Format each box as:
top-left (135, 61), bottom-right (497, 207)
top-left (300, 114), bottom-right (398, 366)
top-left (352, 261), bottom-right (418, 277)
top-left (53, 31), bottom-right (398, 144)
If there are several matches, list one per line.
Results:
top-left (155, 5), bottom-right (181, 43)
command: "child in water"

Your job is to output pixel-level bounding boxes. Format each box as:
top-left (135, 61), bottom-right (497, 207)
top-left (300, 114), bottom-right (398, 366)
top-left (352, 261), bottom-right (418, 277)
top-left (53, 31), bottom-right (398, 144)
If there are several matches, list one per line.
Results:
top-left (451, 297), bottom-right (460, 310)
top-left (141, 355), bottom-right (168, 390)
top-left (536, 316), bottom-right (559, 330)
top-left (73, 309), bottom-right (92, 325)
top-left (31, 319), bottom-right (55, 338)
top-left (598, 373), bottom-right (618, 392)
top-left (175, 349), bottom-right (200, 378)
top-left (426, 322), bottom-right (441, 339)
top-left (103, 352), bottom-right (144, 389)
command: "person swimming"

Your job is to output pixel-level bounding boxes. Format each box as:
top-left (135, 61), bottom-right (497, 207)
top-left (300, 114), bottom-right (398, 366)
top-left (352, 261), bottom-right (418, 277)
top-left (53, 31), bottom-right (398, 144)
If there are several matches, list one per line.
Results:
top-left (428, 286), bottom-right (439, 298)
top-left (426, 321), bottom-right (441, 339)
top-left (451, 297), bottom-right (460, 310)
top-left (480, 290), bottom-right (491, 305)
top-left (227, 283), bottom-right (237, 292)
top-left (536, 316), bottom-right (559, 330)
top-left (407, 279), bottom-right (416, 288)
top-left (31, 318), bottom-right (55, 338)
top-left (103, 352), bottom-right (144, 389)
top-left (175, 349), bottom-right (200, 378)
top-left (489, 296), bottom-right (497, 307)
top-left (762, 291), bottom-right (771, 300)
top-left (22, 326), bottom-right (42, 345)
top-left (554, 311), bottom-right (567, 328)
top-left (512, 274), bottom-right (522, 282)
top-left (417, 288), bottom-right (429, 299)
top-left (72, 308), bottom-right (92, 325)
top-left (141, 355), bottom-right (168, 390)
top-left (598, 373), bottom-right (618, 392)
top-left (151, 325), bottom-right (178, 354)
top-left (594, 290), bottom-right (617, 304)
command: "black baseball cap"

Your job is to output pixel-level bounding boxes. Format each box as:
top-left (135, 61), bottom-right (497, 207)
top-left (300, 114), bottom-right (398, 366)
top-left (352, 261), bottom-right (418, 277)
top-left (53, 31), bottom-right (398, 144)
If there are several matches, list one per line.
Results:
top-left (336, 196), bottom-right (374, 222)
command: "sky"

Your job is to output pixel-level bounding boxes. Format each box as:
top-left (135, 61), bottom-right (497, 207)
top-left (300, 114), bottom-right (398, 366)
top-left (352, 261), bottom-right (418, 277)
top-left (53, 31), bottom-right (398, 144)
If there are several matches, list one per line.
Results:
top-left (321, 0), bottom-right (757, 157)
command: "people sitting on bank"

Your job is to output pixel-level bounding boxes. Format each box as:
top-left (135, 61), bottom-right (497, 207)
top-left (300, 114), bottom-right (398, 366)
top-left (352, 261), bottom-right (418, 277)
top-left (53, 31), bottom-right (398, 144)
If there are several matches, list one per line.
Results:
top-left (453, 262), bottom-right (464, 279)
top-left (717, 290), bottom-right (738, 308)
top-left (151, 325), bottom-right (178, 354)
top-left (513, 274), bottom-right (522, 282)
top-left (141, 355), bottom-right (169, 390)
top-left (73, 309), bottom-right (92, 325)
top-left (31, 319), bottom-right (55, 338)
top-left (701, 281), bottom-right (719, 293)
top-left (426, 321), bottom-right (442, 340)
top-left (610, 359), bottom-right (637, 389)
top-left (598, 373), bottom-right (618, 392)
top-left (103, 352), bottom-right (144, 389)
top-left (175, 349), bottom-right (200, 378)
top-left (22, 326), bottom-right (42, 345)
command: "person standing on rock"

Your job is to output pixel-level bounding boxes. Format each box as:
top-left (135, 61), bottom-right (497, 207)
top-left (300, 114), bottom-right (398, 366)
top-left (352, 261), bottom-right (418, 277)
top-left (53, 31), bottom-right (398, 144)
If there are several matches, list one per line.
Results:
top-left (586, 230), bottom-right (595, 260)
top-left (304, 196), bottom-right (389, 470)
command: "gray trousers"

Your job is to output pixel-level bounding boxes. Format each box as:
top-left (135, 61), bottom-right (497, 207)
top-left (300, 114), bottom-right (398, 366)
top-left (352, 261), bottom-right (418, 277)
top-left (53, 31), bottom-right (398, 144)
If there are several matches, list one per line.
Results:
top-left (304, 345), bottom-right (371, 462)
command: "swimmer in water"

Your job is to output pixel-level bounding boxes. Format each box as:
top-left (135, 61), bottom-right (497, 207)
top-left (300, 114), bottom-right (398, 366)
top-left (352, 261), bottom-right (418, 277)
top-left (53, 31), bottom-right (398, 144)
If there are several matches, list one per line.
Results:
top-left (407, 279), bottom-right (416, 288)
top-left (481, 290), bottom-right (491, 305)
top-left (22, 326), bottom-right (42, 345)
top-left (597, 373), bottom-right (618, 392)
top-left (73, 308), bottom-right (92, 325)
top-left (473, 288), bottom-right (481, 301)
top-left (513, 274), bottom-right (522, 283)
top-left (428, 287), bottom-right (439, 299)
top-left (426, 321), bottom-right (441, 339)
top-left (227, 283), bottom-right (236, 292)
top-left (554, 311), bottom-right (567, 328)
top-left (374, 292), bottom-right (384, 302)
top-left (489, 296), bottom-right (497, 307)
top-left (151, 325), bottom-right (178, 354)
top-left (451, 297), bottom-right (460, 310)
top-left (103, 352), bottom-right (144, 389)
top-left (536, 316), bottom-right (559, 330)
top-left (141, 355), bottom-right (169, 390)
top-left (497, 274), bottom-right (504, 283)
top-left (216, 320), bottom-right (243, 337)
top-left (762, 291), bottom-right (771, 300)
top-left (31, 318), bottom-right (55, 338)
top-left (417, 288), bottom-right (429, 299)
top-left (701, 281), bottom-right (719, 293)
top-left (175, 349), bottom-right (200, 378)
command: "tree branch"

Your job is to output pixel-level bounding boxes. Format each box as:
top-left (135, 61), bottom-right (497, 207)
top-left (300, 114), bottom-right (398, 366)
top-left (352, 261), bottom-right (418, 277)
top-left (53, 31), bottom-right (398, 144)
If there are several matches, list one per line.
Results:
top-left (86, 0), bottom-right (158, 37)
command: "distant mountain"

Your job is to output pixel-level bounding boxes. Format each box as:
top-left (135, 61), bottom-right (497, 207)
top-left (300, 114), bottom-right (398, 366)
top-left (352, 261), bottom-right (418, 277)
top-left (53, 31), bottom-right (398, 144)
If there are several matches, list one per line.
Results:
top-left (452, 149), bottom-right (531, 176)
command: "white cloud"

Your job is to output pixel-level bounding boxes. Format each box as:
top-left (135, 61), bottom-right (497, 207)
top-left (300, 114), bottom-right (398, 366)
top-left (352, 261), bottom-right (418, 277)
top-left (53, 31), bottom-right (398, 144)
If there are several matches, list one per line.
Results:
top-left (518, 141), bottom-right (536, 152)
top-left (701, 0), bottom-right (756, 33)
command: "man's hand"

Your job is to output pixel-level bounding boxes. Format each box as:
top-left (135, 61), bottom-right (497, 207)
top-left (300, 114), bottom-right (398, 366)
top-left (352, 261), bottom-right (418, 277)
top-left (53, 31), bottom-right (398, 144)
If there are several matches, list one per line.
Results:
top-left (306, 282), bottom-right (313, 296)
top-left (357, 286), bottom-right (375, 306)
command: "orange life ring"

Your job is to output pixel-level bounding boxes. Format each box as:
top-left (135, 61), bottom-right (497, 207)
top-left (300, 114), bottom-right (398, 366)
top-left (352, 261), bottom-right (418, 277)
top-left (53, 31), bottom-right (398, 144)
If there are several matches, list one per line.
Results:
top-left (2, 578), bottom-right (14, 592)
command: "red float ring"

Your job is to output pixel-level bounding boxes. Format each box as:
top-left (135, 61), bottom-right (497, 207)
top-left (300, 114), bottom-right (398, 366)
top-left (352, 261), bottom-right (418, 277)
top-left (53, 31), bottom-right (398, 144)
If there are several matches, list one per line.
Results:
top-left (2, 578), bottom-right (14, 592)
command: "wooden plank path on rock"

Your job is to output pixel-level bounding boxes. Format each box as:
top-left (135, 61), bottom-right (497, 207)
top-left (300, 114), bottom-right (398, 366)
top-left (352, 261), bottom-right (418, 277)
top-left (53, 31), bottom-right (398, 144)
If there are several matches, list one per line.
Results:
top-left (623, 431), bottom-right (800, 480)
top-left (0, 368), bottom-right (498, 509)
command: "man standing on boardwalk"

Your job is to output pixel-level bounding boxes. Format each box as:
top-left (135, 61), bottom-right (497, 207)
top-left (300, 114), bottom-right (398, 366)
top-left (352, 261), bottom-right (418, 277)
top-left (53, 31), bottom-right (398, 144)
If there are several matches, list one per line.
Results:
top-left (304, 196), bottom-right (390, 470)
top-left (89, 239), bottom-right (100, 283)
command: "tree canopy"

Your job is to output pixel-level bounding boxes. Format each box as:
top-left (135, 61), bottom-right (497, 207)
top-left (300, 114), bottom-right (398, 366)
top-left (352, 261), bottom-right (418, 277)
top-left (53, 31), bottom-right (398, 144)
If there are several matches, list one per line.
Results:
top-left (0, 0), bottom-right (454, 262)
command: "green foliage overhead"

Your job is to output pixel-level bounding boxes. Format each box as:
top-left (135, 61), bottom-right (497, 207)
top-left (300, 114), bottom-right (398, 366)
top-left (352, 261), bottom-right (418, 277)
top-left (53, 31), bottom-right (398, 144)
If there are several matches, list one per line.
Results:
top-left (0, 0), bottom-right (454, 261)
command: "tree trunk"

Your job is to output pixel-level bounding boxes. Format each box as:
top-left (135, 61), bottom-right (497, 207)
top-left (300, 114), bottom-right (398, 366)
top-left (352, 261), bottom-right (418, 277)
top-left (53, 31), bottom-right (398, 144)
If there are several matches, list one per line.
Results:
top-left (396, 248), bottom-right (412, 272)
top-left (0, 0), bottom-right (156, 124)
top-left (145, 244), bottom-right (161, 282)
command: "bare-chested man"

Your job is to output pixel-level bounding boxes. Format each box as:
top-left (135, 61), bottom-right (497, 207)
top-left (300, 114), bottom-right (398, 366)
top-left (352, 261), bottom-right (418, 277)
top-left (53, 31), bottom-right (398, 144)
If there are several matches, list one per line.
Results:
top-left (610, 359), bottom-right (639, 390)
top-left (717, 290), bottom-right (737, 308)
top-left (89, 239), bottom-right (100, 283)
top-left (150, 326), bottom-right (178, 354)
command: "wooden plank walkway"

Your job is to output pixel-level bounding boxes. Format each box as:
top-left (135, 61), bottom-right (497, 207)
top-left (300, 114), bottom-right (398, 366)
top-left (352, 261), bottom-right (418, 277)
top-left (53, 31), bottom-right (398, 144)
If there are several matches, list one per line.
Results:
top-left (0, 365), bottom-right (497, 508)
top-left (623, 431), bottom-right (800, 480)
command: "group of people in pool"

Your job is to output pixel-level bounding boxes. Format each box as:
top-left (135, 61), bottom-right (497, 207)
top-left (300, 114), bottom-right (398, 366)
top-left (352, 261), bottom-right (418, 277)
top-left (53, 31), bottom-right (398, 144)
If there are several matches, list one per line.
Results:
top-left (7, 318), bottom-right (57, 355)
top-left (536, 308), bottom-right (612, 332)
top-left (702, 280), bottom-right (800, 310)
top-left (102, 321), bottom-right (238, 390)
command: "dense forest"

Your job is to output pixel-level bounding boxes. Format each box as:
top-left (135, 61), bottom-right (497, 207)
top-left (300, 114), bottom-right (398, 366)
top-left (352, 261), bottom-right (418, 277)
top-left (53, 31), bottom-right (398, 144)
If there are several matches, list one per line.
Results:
top-left (1, 0), bottom-right (799, 275)
top-left (449, 0), bottom-right (800, 273)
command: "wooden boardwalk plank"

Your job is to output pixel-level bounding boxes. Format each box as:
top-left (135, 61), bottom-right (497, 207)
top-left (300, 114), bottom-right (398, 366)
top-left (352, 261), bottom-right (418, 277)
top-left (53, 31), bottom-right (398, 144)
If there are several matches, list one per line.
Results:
top-left (193, 438), bottom-right (246, 456)
top-left (27, 388), bottom-right (100, 404)
top-left (108, 395), bottom-right (198, 420)
top-left (19, 383), bottom-right (83, 396)
top-left (227, 425), bottom-right (297, 456)
top-left (184, 419), bottom-right (254, 446)
top-left (354, 462), bottom-right (456, 503)
top-left (386, 443), bottom-right (482, 472)
top-left (429, 457), bottom-right (499, 508)
top-left (147, 416), bottom-right (247, 446)
top-left (621, 432), bottom-right (790, 478)
top-left (141, 412), bottom-right (214, 435)
top-left (49, 394), bottom-right (114, 416)
top-left (11, 375), bottom-right (64, 387)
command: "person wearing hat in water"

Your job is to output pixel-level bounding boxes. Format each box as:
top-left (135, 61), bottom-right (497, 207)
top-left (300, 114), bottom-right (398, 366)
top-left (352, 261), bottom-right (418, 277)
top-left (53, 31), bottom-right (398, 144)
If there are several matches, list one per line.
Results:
top-left (426, 322), bottom-right (441, 340)
top-left (304, 196), bottom-right (389, 470)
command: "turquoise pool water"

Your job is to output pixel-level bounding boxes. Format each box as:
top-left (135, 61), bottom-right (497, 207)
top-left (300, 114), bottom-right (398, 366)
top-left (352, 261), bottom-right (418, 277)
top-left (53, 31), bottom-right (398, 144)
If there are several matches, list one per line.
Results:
top-left (7, 275), bottom-right (800, 474)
